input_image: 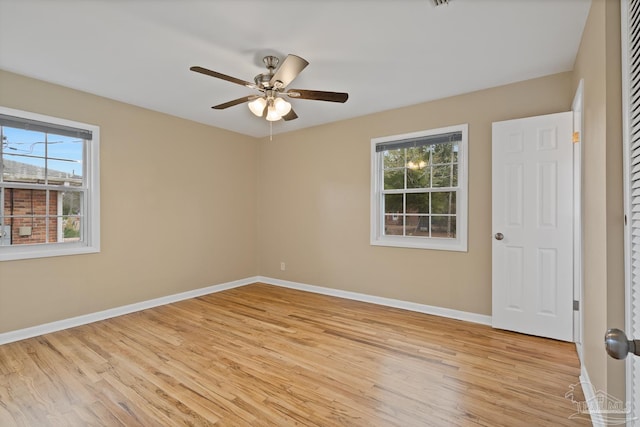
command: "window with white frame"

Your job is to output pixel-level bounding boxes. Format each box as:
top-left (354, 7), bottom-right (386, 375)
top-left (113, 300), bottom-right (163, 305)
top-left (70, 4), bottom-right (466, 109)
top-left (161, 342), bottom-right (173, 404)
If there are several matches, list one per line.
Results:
top-left (370, 124), bottom-right (467, 251)
top-left (0, 107), bottom-right (100, 261)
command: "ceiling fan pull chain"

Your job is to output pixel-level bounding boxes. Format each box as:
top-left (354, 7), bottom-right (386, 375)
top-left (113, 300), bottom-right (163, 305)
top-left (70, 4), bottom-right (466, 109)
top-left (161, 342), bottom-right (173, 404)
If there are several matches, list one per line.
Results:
top-left (270, 121), bottom-right (273, 141)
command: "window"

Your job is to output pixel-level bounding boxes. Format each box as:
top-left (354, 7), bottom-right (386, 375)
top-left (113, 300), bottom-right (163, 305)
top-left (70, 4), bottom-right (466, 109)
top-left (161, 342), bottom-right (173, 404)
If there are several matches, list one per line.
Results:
top-left (370, 124), bottom-right (467, 251)
top-left (0, 107), bottom-right (100, 261)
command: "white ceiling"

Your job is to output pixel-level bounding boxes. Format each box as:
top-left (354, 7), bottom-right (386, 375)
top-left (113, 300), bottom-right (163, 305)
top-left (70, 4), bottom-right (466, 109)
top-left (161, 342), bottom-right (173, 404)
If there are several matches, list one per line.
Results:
top-left (0, 0), bottom-right (591, 138)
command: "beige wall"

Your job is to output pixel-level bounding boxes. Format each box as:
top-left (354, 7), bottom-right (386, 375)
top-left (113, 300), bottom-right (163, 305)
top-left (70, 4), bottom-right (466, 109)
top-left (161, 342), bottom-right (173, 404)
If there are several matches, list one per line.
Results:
top-left (0, 70), bottom-right (259, 333)
top-left (573, 0), bottom-right (626, 403)
top-left (257, 72), bottom-right (573, 315)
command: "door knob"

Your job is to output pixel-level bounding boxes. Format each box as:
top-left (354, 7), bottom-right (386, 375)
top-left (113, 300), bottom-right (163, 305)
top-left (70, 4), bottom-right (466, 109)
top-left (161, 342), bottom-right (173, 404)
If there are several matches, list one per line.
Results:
top-left (605, 328), bottom-right (640, 359)
top-left (494, 233), bottom-right (504, 241)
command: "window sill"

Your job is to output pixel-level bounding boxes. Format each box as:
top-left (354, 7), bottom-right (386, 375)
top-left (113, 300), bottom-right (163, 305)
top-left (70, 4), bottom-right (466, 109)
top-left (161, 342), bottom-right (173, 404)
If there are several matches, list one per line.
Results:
top-left (0, 243), bottom-right (100, 262)
top-left (370, 236), bottom-right (467, 252)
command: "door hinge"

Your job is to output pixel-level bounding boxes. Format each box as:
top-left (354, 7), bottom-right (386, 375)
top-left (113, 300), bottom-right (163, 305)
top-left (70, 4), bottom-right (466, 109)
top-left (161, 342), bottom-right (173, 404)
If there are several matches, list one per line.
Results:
top-left (573, 300), bottom-right (580, 311)
top-left (572, 131), bottom-right (580, 143)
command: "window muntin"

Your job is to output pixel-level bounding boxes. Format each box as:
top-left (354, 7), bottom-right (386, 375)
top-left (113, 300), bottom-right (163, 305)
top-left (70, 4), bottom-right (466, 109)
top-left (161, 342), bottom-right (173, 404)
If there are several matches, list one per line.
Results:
top-left (0, 107), bottom-right (99, 260)
top-left (371, 124), bottom-right (467, 251)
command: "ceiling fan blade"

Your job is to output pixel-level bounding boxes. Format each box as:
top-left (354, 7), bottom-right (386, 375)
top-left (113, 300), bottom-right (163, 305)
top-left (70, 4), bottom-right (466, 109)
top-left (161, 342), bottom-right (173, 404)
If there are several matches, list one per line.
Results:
top-left (282, 109), bottom-right (298, 121)
top-left (269, 55), bottom-right (309, 88)
top-left (287, 89), bottom-right (348, 103)
top-left (190, 66), bottom-right (255, 88)
top-left (212, 96), bottom-right (258, 110)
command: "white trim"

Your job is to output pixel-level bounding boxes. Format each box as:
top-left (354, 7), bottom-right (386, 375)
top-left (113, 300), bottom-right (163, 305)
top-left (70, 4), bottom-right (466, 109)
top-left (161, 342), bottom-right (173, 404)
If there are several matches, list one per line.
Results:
top-left (56, 191), bottom-right (63, 243)
top-left (86, 124), bottom-right (100, 253)
top-left (258, 276), bottom-right (492, 325)
top-left (579, 364), bottom-right (606, 427)
top-left (621, 0), bottom-right (631, 340)
top-left (0, 242), bottom-right (99, 261)
top-left (0, 276), bottom-right (258, 345)
top-left (572, 79), bottom-right (584, 345)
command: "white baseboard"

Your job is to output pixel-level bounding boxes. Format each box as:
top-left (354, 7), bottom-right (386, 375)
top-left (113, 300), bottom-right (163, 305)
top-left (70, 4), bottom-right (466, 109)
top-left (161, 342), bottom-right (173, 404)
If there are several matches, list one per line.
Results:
top-left (257, 276), bottom-right (492, 326)
top-left (578, 365), bottom-right (605, 427)
top-left (0, 276), bottom-right (259, 345)
top-left (0, 275), bottom-right (492, 346)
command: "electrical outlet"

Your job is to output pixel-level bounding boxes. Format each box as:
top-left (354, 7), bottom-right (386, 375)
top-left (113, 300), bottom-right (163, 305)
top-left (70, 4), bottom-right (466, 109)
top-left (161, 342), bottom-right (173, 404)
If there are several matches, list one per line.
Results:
top-left (280, 262), bottom-right (286, 271)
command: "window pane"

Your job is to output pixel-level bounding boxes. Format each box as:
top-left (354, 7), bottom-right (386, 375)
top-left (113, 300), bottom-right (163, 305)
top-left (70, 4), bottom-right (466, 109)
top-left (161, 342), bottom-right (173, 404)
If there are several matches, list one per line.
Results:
top-left (2, 188), bottom-right (69, 245)
top-left (407, 166), bottom-right (429, 189)
top-left (47, 134), bottom-right (83, 161)
top-left (383, 149), bottom-right (405, 169)
top-left (2, 153), bottom-right (46, 183)
top-left (384, 194), bottom-right (403, 214)
top-left (48, 159), bottom-right (83, 186)
top-left (432, 192), bottom-right (456, 215)
top-left (2, 127), bottom-right (84, 186)
top-left (432, 164), bottom-right (454, 188)
top-left (62, 215), bottom-right (82, 241)
top-left (406, 193), bottom-right (429, 214)
top-left (48, 135), bottom-right (83, 186)
top-left (62, 191), bottom-right (82, 215)
top-left (433, 142), bottom-right (455, 164)
top-left (384, 214), bottom-right (403, 236)
top-left (406, 146), bottom-right (430, 168)
top-left (406, 215), bottom-right (429, 237)
top-left (384, 169), bottom-right (404, 190)
top-left (2, 127), bottom-right (46, 157)
top-left (5, 216), bottom-right (47, 245)
top-left (432, 216), bottom-right (456, 238)
top-left (1, 192), bottom-right (84, 246)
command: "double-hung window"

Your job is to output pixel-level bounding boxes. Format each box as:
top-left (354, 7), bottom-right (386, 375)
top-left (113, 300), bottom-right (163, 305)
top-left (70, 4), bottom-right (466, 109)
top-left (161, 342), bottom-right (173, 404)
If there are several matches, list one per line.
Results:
top-left (0, 107), bottom-right (100, 261)
top-left (370, 124), bottom-right (468, 251)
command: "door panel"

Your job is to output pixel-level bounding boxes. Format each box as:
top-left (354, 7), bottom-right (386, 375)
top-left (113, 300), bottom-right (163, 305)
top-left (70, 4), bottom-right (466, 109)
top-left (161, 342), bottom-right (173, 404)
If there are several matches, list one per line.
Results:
top-left (492, 112), bottom-right (573, 342)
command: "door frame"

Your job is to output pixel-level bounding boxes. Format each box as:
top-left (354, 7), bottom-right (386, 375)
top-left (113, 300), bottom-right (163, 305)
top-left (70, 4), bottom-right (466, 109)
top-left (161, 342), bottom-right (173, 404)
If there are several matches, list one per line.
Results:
top-left (573, 80), bottom-right (584, 356)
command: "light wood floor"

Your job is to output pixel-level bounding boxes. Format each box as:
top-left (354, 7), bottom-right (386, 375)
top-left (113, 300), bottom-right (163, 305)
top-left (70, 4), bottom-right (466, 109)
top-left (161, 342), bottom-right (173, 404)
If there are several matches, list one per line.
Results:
top-left (0, 283), bottom-right (588, 426)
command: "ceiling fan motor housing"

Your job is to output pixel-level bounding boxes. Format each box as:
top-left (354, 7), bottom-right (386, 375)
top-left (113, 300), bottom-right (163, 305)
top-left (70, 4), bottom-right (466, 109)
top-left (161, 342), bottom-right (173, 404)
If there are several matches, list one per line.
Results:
top-left (254, 73), bottom-right (273, 89)
top-left (255, 56), bottom-right (285, 89)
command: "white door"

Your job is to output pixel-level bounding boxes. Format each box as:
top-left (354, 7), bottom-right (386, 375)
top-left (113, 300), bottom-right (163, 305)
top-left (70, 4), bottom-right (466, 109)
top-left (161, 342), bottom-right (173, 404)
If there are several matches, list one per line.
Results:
top-left (492, 112), bottom-right (574, 342)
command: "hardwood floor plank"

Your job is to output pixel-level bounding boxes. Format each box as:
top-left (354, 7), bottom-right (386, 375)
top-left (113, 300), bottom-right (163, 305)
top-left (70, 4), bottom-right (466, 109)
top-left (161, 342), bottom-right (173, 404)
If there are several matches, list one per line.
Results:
top-left (0, 283), bottom-right (589, 426)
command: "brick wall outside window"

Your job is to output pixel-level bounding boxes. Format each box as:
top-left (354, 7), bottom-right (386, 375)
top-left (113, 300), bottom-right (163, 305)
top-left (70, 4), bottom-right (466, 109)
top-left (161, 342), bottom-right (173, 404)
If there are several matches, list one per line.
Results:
top-left (3, 189), bottom-right (58, 244)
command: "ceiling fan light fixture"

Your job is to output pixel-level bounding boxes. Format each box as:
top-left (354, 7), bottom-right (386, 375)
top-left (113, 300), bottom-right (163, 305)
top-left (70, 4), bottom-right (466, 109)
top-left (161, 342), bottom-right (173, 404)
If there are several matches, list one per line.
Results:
top-left (266, 105), bottom-right (282, 121)
top-left (274, 97), bottom-right (292, 116)
top-left (248, 97), bottom-right (267, 116)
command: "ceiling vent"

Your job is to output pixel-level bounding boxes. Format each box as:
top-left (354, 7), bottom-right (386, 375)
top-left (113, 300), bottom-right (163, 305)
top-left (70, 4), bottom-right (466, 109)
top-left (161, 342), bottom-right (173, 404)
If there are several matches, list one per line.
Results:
top-left (433, 0), bottom-right (449, 5)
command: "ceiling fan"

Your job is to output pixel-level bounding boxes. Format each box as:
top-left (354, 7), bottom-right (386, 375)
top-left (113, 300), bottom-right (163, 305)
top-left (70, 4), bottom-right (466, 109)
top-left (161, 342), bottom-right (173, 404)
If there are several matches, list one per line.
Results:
top-left (190, 54), bottom-right (348, 122)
